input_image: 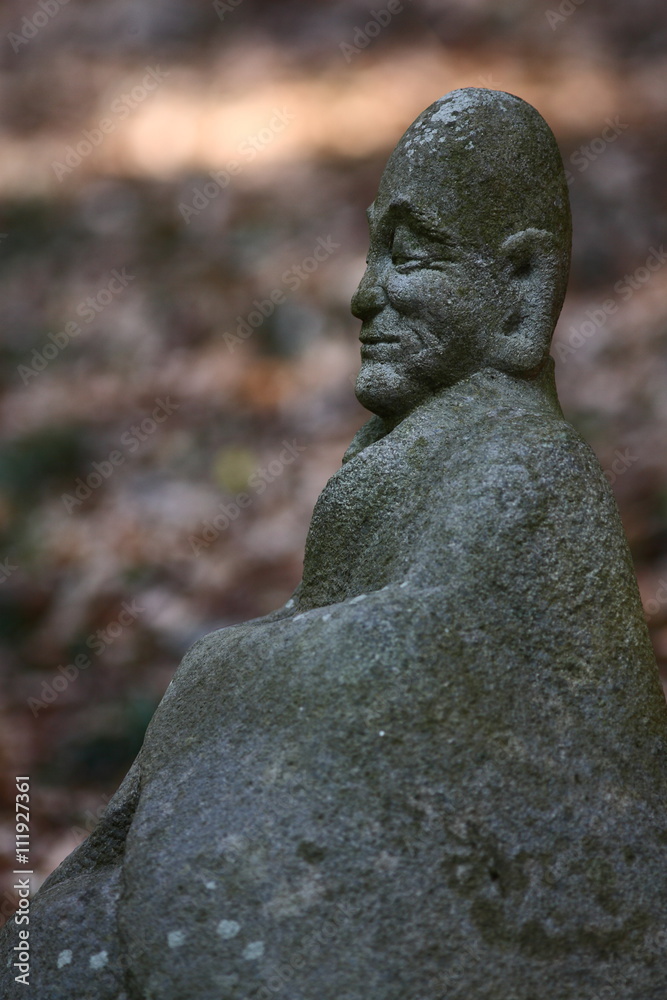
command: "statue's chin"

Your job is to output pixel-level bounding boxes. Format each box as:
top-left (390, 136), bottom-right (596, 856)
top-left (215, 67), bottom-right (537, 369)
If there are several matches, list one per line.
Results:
top-left (355, 360), bottom-right (422, 421)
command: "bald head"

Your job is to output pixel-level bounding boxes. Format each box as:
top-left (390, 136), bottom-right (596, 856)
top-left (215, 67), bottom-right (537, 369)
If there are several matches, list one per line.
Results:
top-left (379, 88), bottom-right (571, 320)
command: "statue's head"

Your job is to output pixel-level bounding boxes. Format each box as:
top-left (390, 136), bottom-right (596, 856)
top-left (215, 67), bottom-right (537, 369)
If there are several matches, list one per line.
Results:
top-left (352, 88), bottom-right (571, 421)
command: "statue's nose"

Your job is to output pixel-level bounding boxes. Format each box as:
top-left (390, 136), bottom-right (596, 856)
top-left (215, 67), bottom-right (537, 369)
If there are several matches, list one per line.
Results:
top-left (351, 265), bottom-right (388, 321)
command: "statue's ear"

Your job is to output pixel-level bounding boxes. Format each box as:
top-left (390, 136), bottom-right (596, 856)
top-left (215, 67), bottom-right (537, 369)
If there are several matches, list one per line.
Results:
top-left (492, 228), bottom-right (559, 373)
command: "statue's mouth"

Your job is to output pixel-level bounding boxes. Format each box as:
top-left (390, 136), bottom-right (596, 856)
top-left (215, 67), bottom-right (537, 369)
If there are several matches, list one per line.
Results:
top-left (359, 329), bottom-right (400, 346)
top-left (360, 335), bottom-right (400, 359)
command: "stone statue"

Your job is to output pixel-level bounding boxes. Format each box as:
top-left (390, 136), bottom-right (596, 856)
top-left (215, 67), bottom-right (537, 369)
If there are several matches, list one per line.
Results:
top-left (4, 89), bottom-right (667, 1000)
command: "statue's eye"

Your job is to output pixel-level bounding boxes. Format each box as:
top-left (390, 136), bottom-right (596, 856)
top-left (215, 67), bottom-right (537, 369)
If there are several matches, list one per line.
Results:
top-left (390, 224), bottom-right (428, 271)
top-left (390, 222), bottom-right (455, 272)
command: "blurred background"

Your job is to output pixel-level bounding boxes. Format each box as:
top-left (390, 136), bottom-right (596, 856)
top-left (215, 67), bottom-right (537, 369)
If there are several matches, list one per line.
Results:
top-left (0, 0), bottom-right (666, 922)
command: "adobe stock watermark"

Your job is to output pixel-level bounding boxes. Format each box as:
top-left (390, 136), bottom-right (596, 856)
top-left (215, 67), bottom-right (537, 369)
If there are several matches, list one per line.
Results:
top-left (188, 832), bottom-right (360, 997)
top-left (645, 580), bottom-right (667, 621)
top-left (224, 235), bottom-right (340, 352)
top-left (27, 600), bottom-right (145, 716)
top-left (602, 448), bottom-right (637, 486)
top-left (556, 245), bottom-right (667, 362)
top-left (564, 117), bottom-right (629, 183)
top-left (61, 397), bottom-right (180, 513)
top-left (8, 0), bottom-right (70, 53)
top-left (166, 824), bottom-right (360, 990)
top-left (179, 108), bottom-right (295, 223)
top-left (340, 0), bottom-right (406, 63)
top-left (478, 74), bottom-right (502, 90)
top-left (647, 927), bottom-right (667, 957)
top-left (52, 66), bottom-right (170, 181)
top-left (234, 901), bottom-right (359, 1000)
top-left (0, 557), bottom-right (18, 583)
top-left (433, 938), bottom-right (488, 998)
top-left (587, 968), bottom-right (636, 1000)
top-left (189, 439), bottom-right (306, 556)
top-left (545, 0), bottom-right (586, 31)
top-left (17, 268), bottom-right (135, 385)
top-left (69, 794), bottom-right (111, 848)
top-left (213, 0), bottom-right (244, 19)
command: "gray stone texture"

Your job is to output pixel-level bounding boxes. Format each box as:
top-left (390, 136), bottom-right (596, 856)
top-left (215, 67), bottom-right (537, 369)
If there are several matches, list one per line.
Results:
top-left (3, 89), bottom-right (667, 1000)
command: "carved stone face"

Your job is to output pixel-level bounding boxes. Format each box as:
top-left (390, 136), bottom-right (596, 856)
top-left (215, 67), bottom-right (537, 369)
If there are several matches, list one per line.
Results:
top-left (351, 89), bottom-right (571, 423)
top-left (351, 162), bottom-right (506, 422)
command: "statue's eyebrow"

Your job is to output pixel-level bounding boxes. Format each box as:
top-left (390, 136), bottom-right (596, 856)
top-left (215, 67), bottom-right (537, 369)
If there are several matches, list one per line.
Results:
top-left (369, 198), bottom-right (455, 247)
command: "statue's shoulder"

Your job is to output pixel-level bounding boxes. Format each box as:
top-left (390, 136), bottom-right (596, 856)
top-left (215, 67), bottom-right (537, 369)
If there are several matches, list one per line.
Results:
top-left (418, 373), bottom-right (616, 536)
top-left (455, 407), bottom-right (610, 511)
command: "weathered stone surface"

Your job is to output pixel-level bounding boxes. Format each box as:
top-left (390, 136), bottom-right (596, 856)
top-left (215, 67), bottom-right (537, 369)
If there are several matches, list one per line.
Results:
top-left (3, 89), bottom-right (667, 1000)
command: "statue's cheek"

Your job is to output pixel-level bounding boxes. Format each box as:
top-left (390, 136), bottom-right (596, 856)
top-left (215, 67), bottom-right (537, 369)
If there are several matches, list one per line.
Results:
top-left (385, 271), bottom-right (443, 312)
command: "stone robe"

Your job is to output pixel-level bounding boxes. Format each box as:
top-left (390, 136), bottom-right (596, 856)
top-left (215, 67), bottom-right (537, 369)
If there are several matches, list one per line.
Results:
top-left (3, 363), bottom-right (667, 1000)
